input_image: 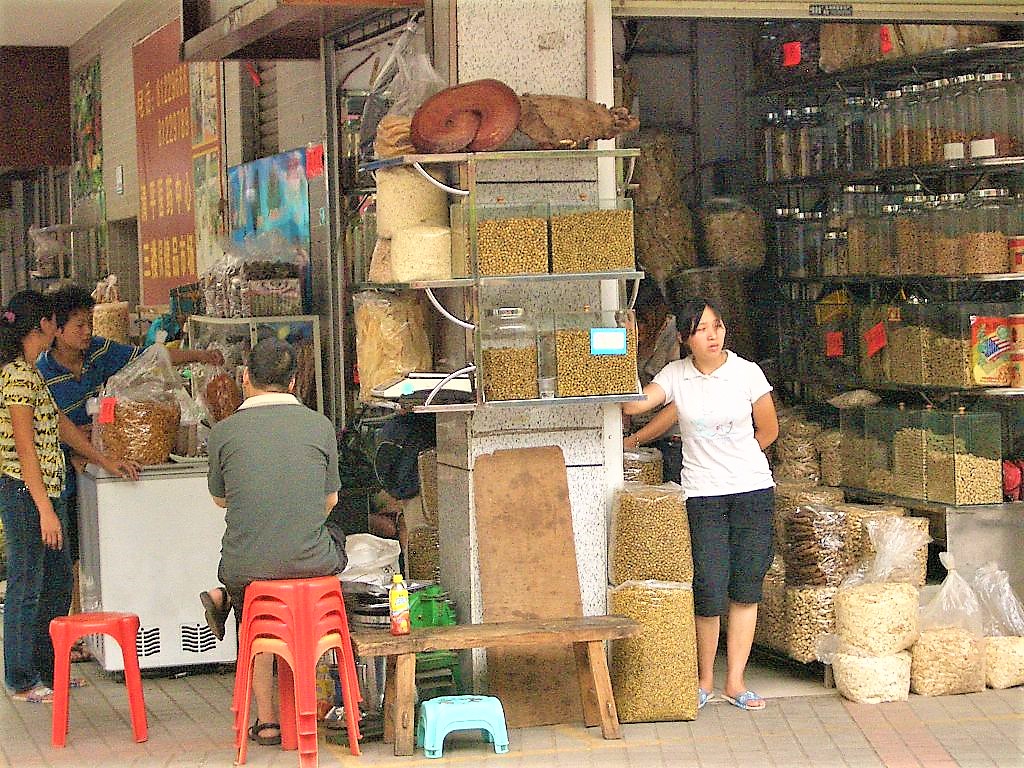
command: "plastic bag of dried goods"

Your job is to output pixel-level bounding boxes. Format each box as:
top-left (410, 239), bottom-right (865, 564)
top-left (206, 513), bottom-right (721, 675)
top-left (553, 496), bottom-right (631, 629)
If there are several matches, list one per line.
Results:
top-left (971, 561), bottom-right (1024, 637)
top-left (609, 483), bottom-right (691, 585)
top-left (353, 291), bottom-right (432, 403)
top-left (817, 634), bottom-right (911, 703)
top-left (622, 446), bottom-right (663, 485)
top-left (609, 580), bottom-right (697, 722)
top-left (782, 505), bottom-right (852, 588)
top-left (844, 515), bottom-right (931, 587)
top-left (911, 553), bottom-right (987, 696)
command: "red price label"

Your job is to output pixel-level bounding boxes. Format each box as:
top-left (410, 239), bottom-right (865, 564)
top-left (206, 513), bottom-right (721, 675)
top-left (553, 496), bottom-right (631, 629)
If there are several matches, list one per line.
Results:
top-left (99, 397), bottom-right (117, 425)
top-left (306, 144), bottom-right (324, 179)
top-left (880, 26), bottom-right (894, 54)
top-left (826, 331), bottom-right (845, 358)
top-left (782, 41), bottom-right (802, 67)
top-left (864, 322), bottom-right (887, 358)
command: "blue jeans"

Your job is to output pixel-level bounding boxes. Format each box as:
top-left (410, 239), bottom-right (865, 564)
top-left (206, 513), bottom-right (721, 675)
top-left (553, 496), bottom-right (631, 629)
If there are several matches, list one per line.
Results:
top-left (0, 476), bottom-right (72, 692)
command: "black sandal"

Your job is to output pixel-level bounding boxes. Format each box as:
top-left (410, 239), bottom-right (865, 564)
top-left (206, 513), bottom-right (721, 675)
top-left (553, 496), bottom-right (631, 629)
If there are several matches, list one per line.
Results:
top-left (199, 589), bottom-right (230, 642)
top-left (248, 719), bottom-right (282, 746)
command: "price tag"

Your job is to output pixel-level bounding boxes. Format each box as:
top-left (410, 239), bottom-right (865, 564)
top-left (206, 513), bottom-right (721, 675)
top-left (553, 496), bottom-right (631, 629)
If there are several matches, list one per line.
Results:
top-left (782, 41), bottom-right (802, 68)
top-left (879, 26), bottom-right (894, 54)
top-left (590, 327), bottom-right (628, 356)
top-left (306, 144), bottom-right (324, 178)
top-left (825, 331), bottom-right (844, 358)
top-left (864, 322), bottom-right (887, 358)
top-left (98, 397), bottom-right (117, 424)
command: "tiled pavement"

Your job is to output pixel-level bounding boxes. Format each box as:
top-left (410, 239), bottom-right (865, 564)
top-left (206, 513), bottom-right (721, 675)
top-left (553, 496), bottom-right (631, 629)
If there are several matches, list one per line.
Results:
top-left (1, 656), bottom-right (1021, 768)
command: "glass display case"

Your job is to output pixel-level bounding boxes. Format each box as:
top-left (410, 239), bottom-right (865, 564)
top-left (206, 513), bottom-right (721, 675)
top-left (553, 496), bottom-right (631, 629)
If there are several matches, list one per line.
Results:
top-left (858, 304), bottom-right (891, 385)
top-left (554, 309), bottom-right (638, 398)
top-left (885, 303), bottom-right (928, 387)
top-left (890, 405), bottom-right (928, 501)
top-left (549, 199), bottom-right (635, 273)
top-left (919, 302), bottom-right (1014, 389)
top-left (450, 202), bottom-right (549, 277)
top-left (188, 314), bottom-right (323, 413)
top-left (479, 307), bottom-right (539, 402)
top-left (923, 407), bottom-right (1002, 505)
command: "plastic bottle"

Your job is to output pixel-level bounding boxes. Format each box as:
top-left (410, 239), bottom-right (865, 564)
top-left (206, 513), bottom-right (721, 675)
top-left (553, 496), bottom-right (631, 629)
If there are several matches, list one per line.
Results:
top-left (389, 573), bottom-right (411, 636)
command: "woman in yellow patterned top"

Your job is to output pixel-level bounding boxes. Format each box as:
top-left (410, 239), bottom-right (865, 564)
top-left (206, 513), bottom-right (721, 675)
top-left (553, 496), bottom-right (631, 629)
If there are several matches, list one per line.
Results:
top-left (0, 291), bottom-right (139, 704)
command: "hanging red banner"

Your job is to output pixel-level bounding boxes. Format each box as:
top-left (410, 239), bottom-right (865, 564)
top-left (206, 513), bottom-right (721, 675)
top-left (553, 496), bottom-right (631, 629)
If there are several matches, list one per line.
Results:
top-left (133, 20), bottom-right (221, 306)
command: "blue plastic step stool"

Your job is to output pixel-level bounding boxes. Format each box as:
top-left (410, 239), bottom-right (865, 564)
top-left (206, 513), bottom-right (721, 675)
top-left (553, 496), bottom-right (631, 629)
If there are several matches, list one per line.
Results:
top-left (416, 694), bottom-right (510, 759)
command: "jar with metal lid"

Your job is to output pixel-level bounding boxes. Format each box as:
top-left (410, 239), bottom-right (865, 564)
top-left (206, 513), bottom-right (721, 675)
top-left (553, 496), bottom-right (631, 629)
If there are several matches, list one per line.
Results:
top-left (946, 74), bottom-right (977, 161)
top-left (969, 73), bottom-right (1018, 159)
top-left (821, 229), bottom-right (849, 276)
top-left (877, 89), bottom-right (901, 169)
top-left (797, 106), bottom-right (824, 177)
top-left (895, 195), bottom-right (937, 276)
top-left (829, 96), bottom-right (868, 172)
top-left (933, 193), bottom-right (965, 276)
top-left (901, 84), bottom-right (928, 166)
top-left (771, 208), bottom-right (798, 276)
top-left (867, 205), bottom-right (898, 275)
top-left (924, 78), bottom-right (951, 164)
top-left (480, 307), bottom-right (539, 402)
top-left (774, 109), bottom-right (798, 179)
top-left (846, 214), bottom-right (869, 275)
top-left (794, 211), bottom-right (825, 277)
top-left (884, 183), bottom-right (923, 208)
top-left (961, 188), bottom-right (1011, 274)
top-left (763, 111), bottom-right (779, 182)
top-left (864, 97), bottom-right (882, 169)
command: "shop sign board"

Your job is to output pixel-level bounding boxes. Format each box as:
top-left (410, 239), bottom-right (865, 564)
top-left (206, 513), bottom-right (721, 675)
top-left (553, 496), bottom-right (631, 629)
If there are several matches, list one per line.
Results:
top-left (133, 20), bottom-right (224, 307)
top-left (611, 1), bottom-right (1024, 21)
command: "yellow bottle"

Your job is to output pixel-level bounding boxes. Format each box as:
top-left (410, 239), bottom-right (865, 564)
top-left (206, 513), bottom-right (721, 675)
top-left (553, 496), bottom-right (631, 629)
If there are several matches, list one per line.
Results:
top-left (389, 573), bottom-right (411, 636)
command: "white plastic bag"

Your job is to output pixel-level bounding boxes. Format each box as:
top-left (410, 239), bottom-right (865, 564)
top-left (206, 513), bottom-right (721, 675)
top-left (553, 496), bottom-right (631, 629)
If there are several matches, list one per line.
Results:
top-left (971, 561), bottom-right (1024, 637)
top-left (339, 533), bottom-right (402, 587)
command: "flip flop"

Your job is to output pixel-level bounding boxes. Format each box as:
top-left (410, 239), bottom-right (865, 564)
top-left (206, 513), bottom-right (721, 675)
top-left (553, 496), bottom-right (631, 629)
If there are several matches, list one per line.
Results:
top-left (248, 719), bottom-right (282, 746)
top-left (12, 684), bottom-right (54, 704)
top-left (68, 677), bottom-right (88, 689)
top-left (698, 688), bottom-right (714, 710)
top-left (724, 690), bottom-right (766, 711)
top-left (199, 589), bottom-right (230, 641)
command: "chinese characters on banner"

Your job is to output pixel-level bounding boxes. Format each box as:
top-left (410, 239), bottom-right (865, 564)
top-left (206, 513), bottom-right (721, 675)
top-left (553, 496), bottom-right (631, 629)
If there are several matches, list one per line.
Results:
top-left (133, 20), bottom-right (223, 306)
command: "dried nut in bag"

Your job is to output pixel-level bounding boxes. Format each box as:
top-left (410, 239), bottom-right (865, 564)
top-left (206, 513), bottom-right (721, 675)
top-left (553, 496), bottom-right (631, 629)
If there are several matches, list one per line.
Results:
top-left (862, 515), bottom-right (929, 587)
top-left (785, 586), bottom-right (837, 663)
top-left (609, 581), bottom-right (698, 723)
top-left (835, 582), bottom-right (919, 656)
top-left (782, 504), bottom-right (852, 587)
top-left (985, 636), bottom-right (1024, 689)
top-left (832, 651), bottom-right (911, 704)
top-left (815, 429), bottom-right (843, 487)
top-left (910, 627), bottom-right (986, 696)
top-left (622, 447), bottom-right (663, 485)
top-left (98, 400), bottom-right (180, 466)
top-left (609, 484), bottom-right (692, 584)
top-left (833, 503), bottom-right (905, 562)
top-left (205, 373), bottom-right (242, 423)
top-left (773, 481), bottom-right (844, 554)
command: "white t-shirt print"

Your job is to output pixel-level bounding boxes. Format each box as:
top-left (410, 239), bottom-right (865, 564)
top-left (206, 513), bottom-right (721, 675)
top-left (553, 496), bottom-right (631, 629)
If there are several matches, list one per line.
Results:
top-left (653, 351), bottom-right (775, 498)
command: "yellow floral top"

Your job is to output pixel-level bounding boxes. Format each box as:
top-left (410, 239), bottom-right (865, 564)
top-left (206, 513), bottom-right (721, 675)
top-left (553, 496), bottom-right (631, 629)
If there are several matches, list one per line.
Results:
top-left (0, 358), bottom-right (66, 498)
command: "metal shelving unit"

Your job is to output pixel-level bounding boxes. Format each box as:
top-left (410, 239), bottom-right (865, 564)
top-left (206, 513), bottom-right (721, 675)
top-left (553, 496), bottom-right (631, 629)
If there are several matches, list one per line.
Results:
top-left (351, 149), bottom-right (644, 414)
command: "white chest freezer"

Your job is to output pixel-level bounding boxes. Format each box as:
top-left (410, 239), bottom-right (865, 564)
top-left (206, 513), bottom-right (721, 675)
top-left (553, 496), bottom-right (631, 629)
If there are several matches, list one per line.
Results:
top-left (77, 462), bottom-right (237, 671)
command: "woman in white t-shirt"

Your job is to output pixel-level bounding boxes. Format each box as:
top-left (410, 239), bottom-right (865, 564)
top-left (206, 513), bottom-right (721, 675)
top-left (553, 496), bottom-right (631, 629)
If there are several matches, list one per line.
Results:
top-left (622, 297), bottom-right (779, 712)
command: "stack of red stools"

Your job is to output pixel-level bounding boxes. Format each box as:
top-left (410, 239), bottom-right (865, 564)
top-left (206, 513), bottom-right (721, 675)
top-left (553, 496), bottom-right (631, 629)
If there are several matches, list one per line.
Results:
top-left (232, 576), bottom-right (362, 767)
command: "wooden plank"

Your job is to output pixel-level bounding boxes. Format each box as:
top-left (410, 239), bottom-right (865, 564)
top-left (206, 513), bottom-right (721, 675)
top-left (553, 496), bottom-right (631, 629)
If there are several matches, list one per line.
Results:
top-left (351, 616), bottom-right (638, 656)
top-left (473, 446), bottom-right (584, 728)
top-left (585, 640), bottom-right (621, 740)
top-left (573, 642), bottom-right (600, 728)
top-left (393, 654), bottom-right (416, 756)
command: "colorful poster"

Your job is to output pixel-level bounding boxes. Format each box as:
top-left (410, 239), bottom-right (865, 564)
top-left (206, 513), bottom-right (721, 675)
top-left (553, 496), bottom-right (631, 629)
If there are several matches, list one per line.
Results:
top-left (227, 149), bottom-right (312, 311)
top-left (71, 57), bottom-right (103, 206)
top-left (189, 62), bottom-right (225, 275)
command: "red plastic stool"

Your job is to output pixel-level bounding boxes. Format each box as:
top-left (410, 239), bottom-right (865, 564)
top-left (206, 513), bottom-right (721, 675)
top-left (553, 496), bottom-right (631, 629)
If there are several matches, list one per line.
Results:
top-left (231, 576), bottom-right (361, 766)
top-left (49, 612), bottom-right (148, 748)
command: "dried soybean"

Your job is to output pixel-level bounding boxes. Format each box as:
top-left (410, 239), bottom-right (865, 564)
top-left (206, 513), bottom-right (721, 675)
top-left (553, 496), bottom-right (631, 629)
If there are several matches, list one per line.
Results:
top-left (609, 484), bottom-right (692, 584)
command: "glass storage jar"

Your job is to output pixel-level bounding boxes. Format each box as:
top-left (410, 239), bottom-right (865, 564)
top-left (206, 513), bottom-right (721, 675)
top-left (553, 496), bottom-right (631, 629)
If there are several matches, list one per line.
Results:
top-left (841, 184), bottom-right (883, 221)
top-left (549, 198), bottom-right (634, 273)
top-left (946, 74), bottom-right (977, 161)
top-left (878, 89), bottom-right (901, 169)
top-left (821, 228), bottom-right (848, 276)
top-left (901, 84), bottom-right (928, 166)
top-left (763, 111), bottom-right (780, 182)
top-left (775, 109), bottom-right (799, 180)
top-left (480, 307), bottom-right (539, 402)
top-left (961, 188), bottom-right (1011, 274)
top-left (923, 407), bottom-right (1002, 505)
top-left (771, 208), bottom-right (799, 277)
top-left (859, 304), bottom-right (891, 384)
top-left (797, 106), bottom-right (824, 177)
top-left (895, 194), bottom-right (936, 276)
top-left (554, 309), bottom-right (638, 398)
top-left (886, 304), bottom-right (929, 388)
top-left (970, 73), bottom-right (1018, 159)
top-left (932, 193), bottom-right (965, 276)
top-left (794, 211), bottom-right (825, 277)
top-left (924, 78), bottom-right (951, 164)
top-left (866, 205), bottom-right (898, 276)
top-left (846, 213), bottom-right (868, 275)
top-left (829, 96), bottom-right (869, 172)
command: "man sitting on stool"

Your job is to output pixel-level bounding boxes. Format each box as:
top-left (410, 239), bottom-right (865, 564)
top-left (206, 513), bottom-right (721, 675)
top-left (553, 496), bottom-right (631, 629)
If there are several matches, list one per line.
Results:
top-left (200, 337), bottom-right (345, 747)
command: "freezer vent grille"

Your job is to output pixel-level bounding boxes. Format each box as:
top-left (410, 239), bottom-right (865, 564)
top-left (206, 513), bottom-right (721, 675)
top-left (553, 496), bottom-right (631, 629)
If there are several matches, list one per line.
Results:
top-left (181, 623), bottom-right (218, 653)
top-left (136, 626), bottom-right (161, 657)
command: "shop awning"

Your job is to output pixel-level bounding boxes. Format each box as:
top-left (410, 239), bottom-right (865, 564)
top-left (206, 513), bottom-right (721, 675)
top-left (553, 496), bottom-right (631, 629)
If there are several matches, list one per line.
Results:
top-left (611, 1), bottom-right (1023, 21)
top-left (181, 0), bottom-right (423, 61)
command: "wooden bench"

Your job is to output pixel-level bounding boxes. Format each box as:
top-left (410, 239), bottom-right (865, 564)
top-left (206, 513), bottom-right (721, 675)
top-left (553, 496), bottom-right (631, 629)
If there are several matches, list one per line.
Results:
top-left (351, 615), bottom-right (639, 756)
